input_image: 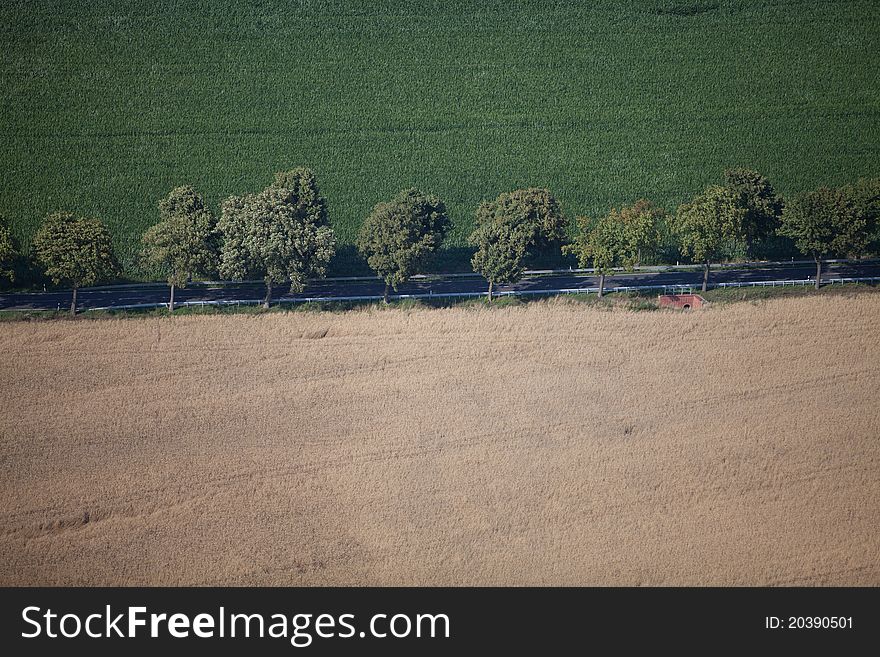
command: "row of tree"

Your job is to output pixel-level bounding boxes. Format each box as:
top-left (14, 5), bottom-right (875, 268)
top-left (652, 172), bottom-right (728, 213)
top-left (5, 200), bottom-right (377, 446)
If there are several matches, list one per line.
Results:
top-left (468, 169), bottom-right (878, 298)
top-left (0, 168), bottom-right (336, 314)
top-left (0, 168), bottom-right (877, 314)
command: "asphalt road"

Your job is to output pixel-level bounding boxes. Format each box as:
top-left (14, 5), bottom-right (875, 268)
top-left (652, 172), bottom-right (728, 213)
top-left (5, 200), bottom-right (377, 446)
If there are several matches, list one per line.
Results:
top-left (2, 261), bottom-right (879, 311)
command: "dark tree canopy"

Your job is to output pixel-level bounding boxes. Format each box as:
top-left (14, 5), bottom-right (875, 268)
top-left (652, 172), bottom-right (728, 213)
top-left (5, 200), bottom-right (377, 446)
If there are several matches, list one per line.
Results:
top-left (357, 188), bottom-right (449, 300)
top-left (616, 199), bottom-right (666, 268)
top-left (675, 186), bottom-right (746, 264)
top-left (723, 168), bottom-right (782, 252)
top-left (779, 186), bottom-right (868, 288)
top-left (563, 212), bottom-right (622, 297)
top-left (842, 177), bottom-right (880, 252)
top-left (218, 168), bottom-right (336, 306)
top-left (32, 211), bottom-right (120, 313)
top-left (675, 185), bottom-right (747, 291)
top-left (468, 217), bottom-right (529, 301)
top-left (474, 188), bottom-right (566, 248)
top-left (33, 212), bottom-right (119, 288)
top-left (143, 185), bottom-right (218, 287)
top-left (142, 185), bottom-right (219, 311)
top-left (0, 214), bottom-right (16, 284)
top-left (779, 187), bottom-right (867, 260)
top-left (469, 188), bottom-right (564, 300)
top-left (563, 200), bottom-right (665, 297)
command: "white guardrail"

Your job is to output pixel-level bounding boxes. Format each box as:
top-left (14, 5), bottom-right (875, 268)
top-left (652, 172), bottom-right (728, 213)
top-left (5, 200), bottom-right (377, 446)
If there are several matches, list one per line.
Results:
top-left (47, 275), bottom-right (878, 312)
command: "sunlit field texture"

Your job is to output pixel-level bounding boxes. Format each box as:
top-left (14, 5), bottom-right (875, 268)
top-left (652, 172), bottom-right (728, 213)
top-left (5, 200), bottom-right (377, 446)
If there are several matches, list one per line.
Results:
top-left (1, 295), bottom-right (878, 585)
top-left (1, 0), bottom-right (879, 274)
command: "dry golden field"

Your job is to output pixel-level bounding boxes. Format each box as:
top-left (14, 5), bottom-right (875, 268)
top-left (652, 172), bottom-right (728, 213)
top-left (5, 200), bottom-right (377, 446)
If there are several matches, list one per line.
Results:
top-left (1, 295), bottom-right (878, 586)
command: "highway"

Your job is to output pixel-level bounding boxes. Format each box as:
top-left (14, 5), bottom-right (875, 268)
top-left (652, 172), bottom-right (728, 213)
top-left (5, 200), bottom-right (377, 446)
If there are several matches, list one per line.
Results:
top-left (2, 261), bottom-right (879, 311)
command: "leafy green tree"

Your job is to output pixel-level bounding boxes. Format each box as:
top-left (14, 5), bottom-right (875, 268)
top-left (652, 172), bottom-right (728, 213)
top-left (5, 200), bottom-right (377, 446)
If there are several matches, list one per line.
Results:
top-left (469, 218), bottom-right (529, 302)
top-left (563, 213), bottom-right (622, 298)
top-left (218, 168), bottom-right (336, 308)
top-left (563, 200), bottom-right (662, 298)
top-left (142, 186), bottom-right (219, 312)
top-left (675, 185), bottom-right (747, 292)
top-left (32, 211), bottom-right (120, 315)
top-left (357, 188), bottom-right (449, 303)
top-left (779, 187), bottom-right (868, 289)
top-left (723, 168), bottom-right (782, 256)
top-left (617, 199), bottom-right (666, 268)
top-left (469, 187), bottom-right (565, 299)
top-left (0, 215), bottom-right (17, 284)
top-left (474, 188), bottom-right (566, 249)
top-left (842, 177), bottom-right (880, 254)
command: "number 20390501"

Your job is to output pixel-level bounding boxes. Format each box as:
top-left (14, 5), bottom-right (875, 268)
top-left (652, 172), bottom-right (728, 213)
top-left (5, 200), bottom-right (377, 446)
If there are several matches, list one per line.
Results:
top-left (765, 617), bottom-right (853, 629)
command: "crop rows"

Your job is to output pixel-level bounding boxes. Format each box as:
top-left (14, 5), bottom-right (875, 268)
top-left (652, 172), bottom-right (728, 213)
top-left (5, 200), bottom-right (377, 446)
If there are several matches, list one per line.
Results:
top-left (1, 0), bottom-right (878, 275)
top-left (1, 295), bottom-right (878, 584)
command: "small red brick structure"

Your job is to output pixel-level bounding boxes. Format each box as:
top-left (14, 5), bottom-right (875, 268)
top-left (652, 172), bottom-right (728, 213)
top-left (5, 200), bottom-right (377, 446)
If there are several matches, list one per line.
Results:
top-left (658, 293), bottom-right (707, 310)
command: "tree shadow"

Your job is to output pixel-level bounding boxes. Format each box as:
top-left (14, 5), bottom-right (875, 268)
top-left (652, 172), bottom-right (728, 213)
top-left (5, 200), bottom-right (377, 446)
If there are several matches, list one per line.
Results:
top-left (328, 244), bottom-right (486, 277)
top-left (524, 242), bottom-right (577, 270)
top-left (326, 243), bottom-right (371, 277)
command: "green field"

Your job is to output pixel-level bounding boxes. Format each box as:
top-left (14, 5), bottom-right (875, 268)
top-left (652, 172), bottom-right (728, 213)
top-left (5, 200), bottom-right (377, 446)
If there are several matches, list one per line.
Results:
top-left (1, 0), bottom-right (878, 277)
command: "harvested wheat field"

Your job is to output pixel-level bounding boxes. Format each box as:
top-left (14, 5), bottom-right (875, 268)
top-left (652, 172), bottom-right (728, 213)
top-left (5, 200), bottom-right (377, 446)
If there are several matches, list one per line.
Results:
top-left (1, 295), bottom-right (878, 586)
